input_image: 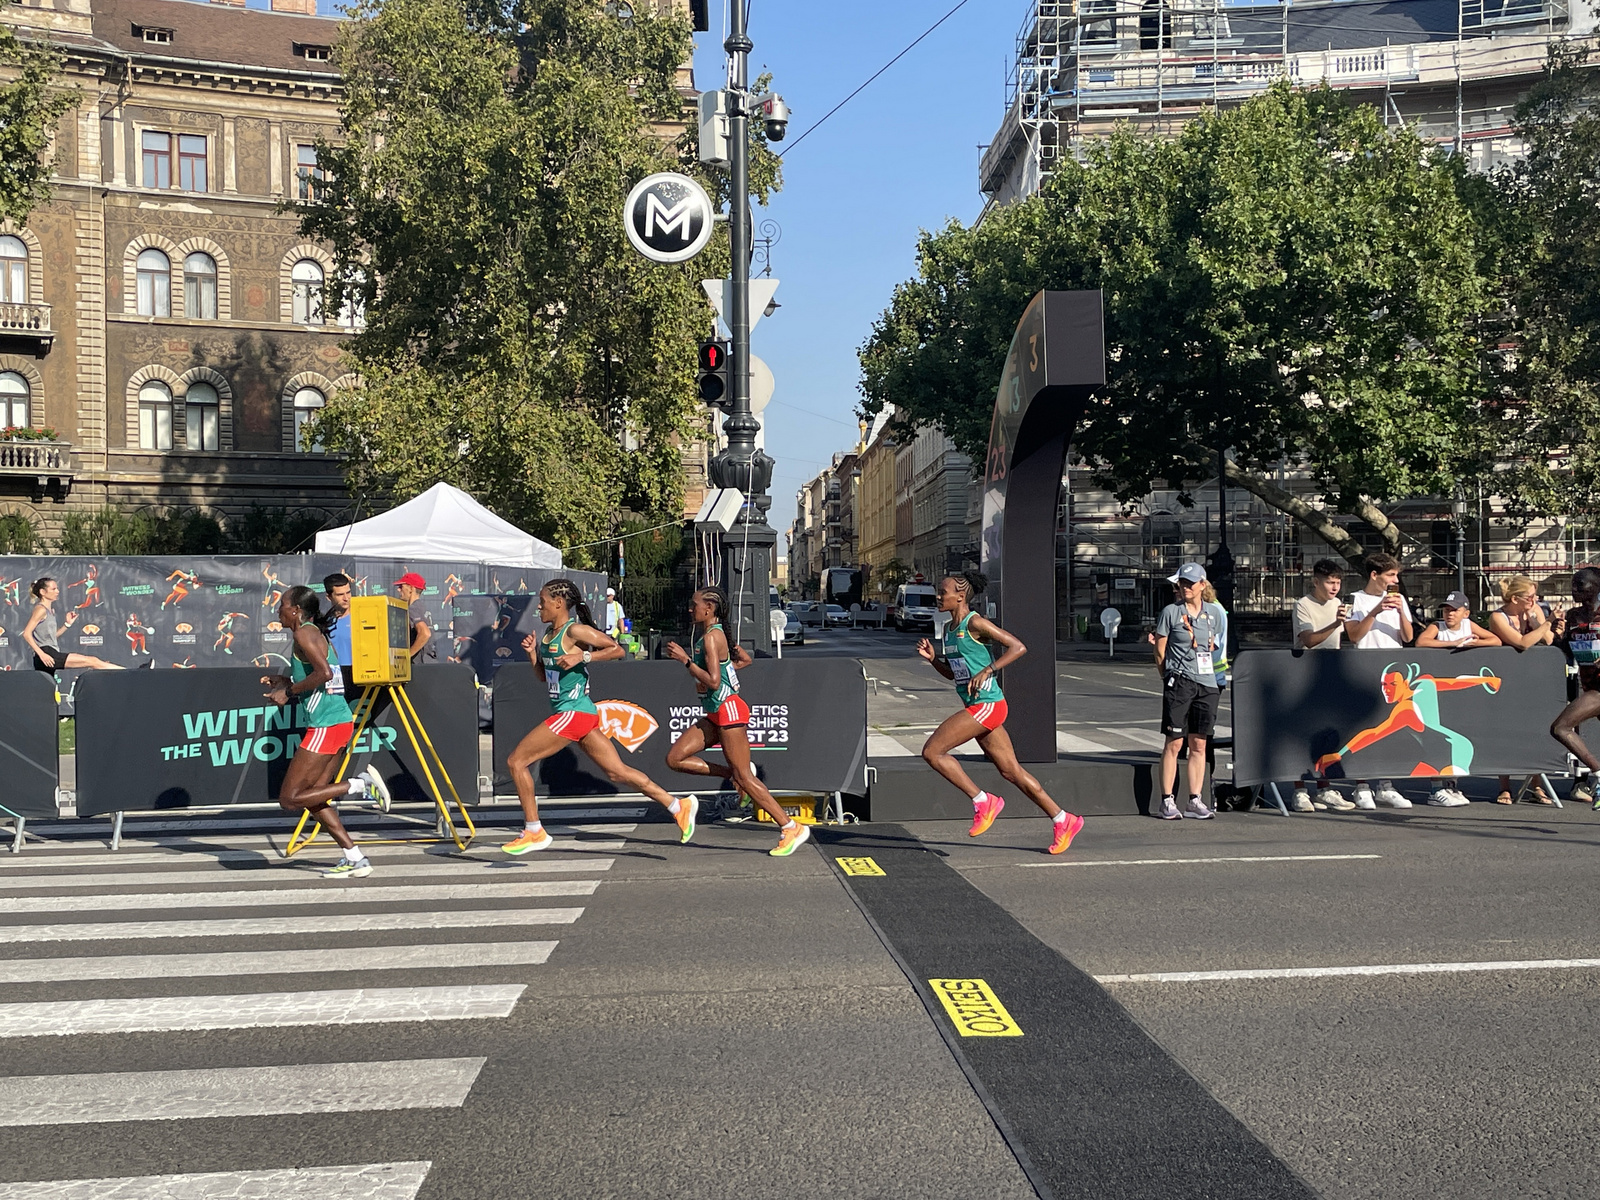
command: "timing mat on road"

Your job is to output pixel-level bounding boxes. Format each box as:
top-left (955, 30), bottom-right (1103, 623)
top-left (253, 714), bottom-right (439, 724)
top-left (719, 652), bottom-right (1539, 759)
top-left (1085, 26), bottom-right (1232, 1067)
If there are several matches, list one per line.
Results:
top-left (817, 825), bottom-right (1315, 1200)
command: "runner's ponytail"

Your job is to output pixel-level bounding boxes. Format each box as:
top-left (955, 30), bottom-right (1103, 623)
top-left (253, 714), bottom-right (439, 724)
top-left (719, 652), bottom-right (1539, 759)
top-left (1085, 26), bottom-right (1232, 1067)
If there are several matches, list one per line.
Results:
top-left (543, 578), bottom-right (599, 630)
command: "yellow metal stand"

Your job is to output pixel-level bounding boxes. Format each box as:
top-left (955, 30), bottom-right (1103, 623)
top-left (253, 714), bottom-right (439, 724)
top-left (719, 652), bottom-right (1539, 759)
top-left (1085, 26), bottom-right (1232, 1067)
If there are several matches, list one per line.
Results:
top-left (285, 683), bottom-right (476, 856)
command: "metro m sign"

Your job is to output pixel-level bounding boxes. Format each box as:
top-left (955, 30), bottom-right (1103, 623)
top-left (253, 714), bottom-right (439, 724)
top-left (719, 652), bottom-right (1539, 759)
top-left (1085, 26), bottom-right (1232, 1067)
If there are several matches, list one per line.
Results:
top-left (624, 172), bottom-right (715, 264)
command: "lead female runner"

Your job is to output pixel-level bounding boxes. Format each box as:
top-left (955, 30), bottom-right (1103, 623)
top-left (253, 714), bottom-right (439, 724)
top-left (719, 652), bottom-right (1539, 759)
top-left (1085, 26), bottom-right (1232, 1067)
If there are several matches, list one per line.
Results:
top-left (665, 587), bottom-right (810, 857)
top-left (503, 579), bottom-right (693, 853)
top-left (261, 585), bottom-right (390, 879)
top-left (917, 571), bottom-right (1084, 854)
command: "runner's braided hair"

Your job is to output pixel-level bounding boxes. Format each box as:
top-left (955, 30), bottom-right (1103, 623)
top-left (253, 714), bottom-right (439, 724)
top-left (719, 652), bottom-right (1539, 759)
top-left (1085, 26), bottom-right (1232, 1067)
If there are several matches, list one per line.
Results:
top-left (542, 578), bottom-right (598, 629)
top-left (28, 577), bottom-right (54, 602)
top-left (283, 584), bottom-right (335, 639)
top-left (697, 586), bottom-right (729, 621)
top-left (946, 570), bottom-right (988, 601)
top-left (1576, 566), bottom-right (1600, 595)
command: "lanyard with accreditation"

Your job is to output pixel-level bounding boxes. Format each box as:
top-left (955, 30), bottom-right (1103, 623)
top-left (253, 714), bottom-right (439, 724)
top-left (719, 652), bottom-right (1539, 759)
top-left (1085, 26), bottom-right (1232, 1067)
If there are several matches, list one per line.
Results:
top-left (1174, 607), bottom-right (1218, 679)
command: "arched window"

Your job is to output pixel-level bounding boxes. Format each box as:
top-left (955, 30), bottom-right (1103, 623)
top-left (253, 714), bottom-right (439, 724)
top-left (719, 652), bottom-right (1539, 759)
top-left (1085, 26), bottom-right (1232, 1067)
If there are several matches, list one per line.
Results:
top-left (184, 381), bottom-right (219, 451)
top-left (138, 379), bottom-right (173, 450)
top-left (183, 252), bottom-right (217, 320)
top-left (337, 267), bottom-right (366, 330)
top-left (0, 371), bottom-right (29, 429)
top-left (136, 249), bottom-right (171, 317)
top-left (0, 237), bottom-right (27, 304)
top-left (291, 259), bottom-right (324, 325)
top-left (293, 386), bottom-right (324, 452)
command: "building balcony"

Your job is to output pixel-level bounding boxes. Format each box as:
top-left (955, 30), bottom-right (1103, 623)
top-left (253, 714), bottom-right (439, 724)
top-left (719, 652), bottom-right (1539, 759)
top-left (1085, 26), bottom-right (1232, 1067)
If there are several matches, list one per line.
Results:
top-left (0, 302), bottom-right (53, 349)
top-left (0, 439), bottom-right (73, 487)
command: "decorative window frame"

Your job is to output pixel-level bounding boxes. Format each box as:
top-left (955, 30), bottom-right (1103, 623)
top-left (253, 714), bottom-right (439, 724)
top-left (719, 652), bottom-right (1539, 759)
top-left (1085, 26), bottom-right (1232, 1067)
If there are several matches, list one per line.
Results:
top-left (0, 224), bottom-right (46, 307)
top-left (173, 236), bottom-right (232, 321)
top-left (281, 369), bottom-right (335, 451)
top-left (123, 234), bottom-right (179, 317)
top-left (176, 366), bottom-right (233, 451)
top-left (0, 356), bottom-right (45, 430)
top-left (125, 363), bottom-right (184, 450)
top-left (133, 125), bottom-right (210, 194)
top-left (279, 243), bottom-right (334, 324)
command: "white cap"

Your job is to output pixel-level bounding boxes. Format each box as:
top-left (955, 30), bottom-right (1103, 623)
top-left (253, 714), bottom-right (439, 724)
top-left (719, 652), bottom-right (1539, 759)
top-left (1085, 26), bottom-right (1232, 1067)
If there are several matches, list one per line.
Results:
top-left (605, 588), bottom-right (616, 596)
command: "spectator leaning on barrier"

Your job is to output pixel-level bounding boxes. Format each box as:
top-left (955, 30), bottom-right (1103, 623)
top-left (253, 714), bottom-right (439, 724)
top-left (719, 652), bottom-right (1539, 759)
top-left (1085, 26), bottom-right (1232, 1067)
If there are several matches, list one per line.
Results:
top-left (604, 587), bottom-right (627, 638)
top-left (1550, 566), bottom-right (1600, 806)
top-left (1153, 563), bottom-right (1223, 821)
top-left (1289, 559), bottom-right (1356, 813)
top-left (1414, 591), bottom-right (1501, 807)
top-left (1488, 575), bottom-right (1560, 804)
top-left (323, 573), bottom-right (354, 693)
top-left (394, 572), bottom-right (434, 661)
top-left (1341, 553), bottom-right (1414, 809)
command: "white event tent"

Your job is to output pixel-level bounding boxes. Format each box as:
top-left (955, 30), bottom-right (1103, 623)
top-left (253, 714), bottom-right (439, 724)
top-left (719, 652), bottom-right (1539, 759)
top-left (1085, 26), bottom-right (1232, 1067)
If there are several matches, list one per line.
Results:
top-left (314, 482), bottom-right (562, 568)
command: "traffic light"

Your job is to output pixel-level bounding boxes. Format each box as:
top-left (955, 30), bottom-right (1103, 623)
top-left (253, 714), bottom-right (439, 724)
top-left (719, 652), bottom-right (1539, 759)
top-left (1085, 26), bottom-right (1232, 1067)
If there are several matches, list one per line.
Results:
top-left (697, 339), bottom-right (730, 409)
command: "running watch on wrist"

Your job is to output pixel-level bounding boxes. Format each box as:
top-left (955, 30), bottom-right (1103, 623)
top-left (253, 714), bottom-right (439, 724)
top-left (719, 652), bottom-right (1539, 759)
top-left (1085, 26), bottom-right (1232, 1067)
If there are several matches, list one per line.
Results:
top-left (582, 650), bottom-right (592, 665)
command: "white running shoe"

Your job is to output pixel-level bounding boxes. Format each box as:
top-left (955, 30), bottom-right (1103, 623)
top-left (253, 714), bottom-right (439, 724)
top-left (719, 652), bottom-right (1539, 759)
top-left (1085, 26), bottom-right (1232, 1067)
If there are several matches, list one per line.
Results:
top-left (362, 765), bottom-right (391, 813)
top-left (1446, 788), bottom-right (1470, 807)
top-left (1290, 787), bottom-right (1315, 813)
top-left (1427, 788), bottom-right (1456, 807)
top-left (1183, 797), bottom-right (1215, 820)
top-left (1157, 796), bottom-right (1181, 820)
top-left (1353, 786), bottom-right (1377, 810)
top-left (1375, 782), bottom-right (1412, 808)
top-left (1317, 788), bottom-right (1356, 811)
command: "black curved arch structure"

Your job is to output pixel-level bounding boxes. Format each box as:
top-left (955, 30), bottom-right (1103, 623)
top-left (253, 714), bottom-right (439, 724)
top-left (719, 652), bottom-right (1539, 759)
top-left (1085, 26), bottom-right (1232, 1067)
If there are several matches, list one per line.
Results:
top-left (980, 290), bottom-right (1106, 763)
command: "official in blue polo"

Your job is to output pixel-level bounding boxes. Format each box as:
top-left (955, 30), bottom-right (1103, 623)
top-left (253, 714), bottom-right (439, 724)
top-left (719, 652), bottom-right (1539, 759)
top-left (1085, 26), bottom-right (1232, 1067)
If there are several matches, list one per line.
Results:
top-left (1153, 562), bottom-right (1223, 821)
top-left (323, 573), bottom-right (354, 693)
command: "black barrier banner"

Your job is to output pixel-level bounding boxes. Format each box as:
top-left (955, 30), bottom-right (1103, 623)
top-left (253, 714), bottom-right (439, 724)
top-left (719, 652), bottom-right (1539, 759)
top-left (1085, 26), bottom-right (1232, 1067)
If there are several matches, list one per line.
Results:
top-left (492, 659), bottom-right (868, 798)
top-left (0, 670), bottom-right (59, 818)
top-left (1232, 647), bottom-right (1569, 787)
top-left (75, 663), bottom-right (478, 817)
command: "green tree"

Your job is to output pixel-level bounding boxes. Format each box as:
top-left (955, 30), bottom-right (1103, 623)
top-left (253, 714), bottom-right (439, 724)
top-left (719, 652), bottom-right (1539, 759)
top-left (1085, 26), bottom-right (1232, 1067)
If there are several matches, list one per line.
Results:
top-left (860, 84), bottom-right (1497, 566)
top-left (0, 27), bottom-right (78, 224)
top-left (296, 0), bottom-right (778, 565)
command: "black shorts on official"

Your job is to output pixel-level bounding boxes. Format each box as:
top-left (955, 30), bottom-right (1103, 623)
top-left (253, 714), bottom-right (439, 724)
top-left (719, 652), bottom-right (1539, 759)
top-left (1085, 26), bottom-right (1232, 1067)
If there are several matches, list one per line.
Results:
top-left (1161, 675), bottom-right (1220, 739)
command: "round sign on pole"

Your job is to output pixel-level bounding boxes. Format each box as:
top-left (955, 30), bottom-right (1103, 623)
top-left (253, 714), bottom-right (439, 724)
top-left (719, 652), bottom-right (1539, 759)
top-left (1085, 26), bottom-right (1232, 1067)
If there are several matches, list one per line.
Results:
top-left (624, 172), bottom-right (715, 264)
top-left (750, 354), bottom-right (774, 414)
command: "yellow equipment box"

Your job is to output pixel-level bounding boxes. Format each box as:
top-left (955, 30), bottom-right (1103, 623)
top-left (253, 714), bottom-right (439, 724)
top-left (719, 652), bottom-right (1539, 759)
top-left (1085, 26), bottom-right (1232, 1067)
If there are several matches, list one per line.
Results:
top-left (755, 795), bottom-right (820, 825)
top-left (349, 594), bottom-right (412, 684)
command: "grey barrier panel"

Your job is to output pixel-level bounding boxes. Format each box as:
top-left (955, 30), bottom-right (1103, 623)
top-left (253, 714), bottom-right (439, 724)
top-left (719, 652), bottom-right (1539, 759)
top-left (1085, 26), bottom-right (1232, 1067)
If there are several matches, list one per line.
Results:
top-left (1231, 646), bottom-right (1569, 787)
top-left (492, 658), bottom-right (869, 798)
top-left (0, 670), bottom-right (60, 819)
top-left (75, 663), bottom-right (478, 817)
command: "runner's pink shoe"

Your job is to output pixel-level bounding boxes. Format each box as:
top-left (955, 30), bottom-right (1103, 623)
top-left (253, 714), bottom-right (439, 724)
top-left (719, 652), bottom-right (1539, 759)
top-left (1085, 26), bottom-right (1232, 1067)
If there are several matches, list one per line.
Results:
top-left (969, 793), bottom-right (1005, 837)
top-left (1049, 812), bottom-right (1085, 855)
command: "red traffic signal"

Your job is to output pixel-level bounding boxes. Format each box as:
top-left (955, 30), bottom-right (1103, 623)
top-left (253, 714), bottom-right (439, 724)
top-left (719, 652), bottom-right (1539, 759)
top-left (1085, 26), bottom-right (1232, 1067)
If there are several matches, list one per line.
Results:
top-left (698, 341), bottom-right (726, 372)
top-left (697, 339), bottom-right (729, 406)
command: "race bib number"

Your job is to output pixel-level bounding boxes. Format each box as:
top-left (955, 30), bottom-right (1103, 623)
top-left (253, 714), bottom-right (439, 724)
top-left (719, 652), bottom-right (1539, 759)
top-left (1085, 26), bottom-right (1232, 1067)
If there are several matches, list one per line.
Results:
top-left (947, 655), bottom-right (972, 684)
top-left (1573, 636), bottom-right (1599, 666)
top-left (326, 669), bottom-right (345, 696)
top-left (1195, 651), bottom-right (1214, 676)
top-left (545, 667), bottom-right (561, 698)
top-left (726, 663), bottom-right (741, 692)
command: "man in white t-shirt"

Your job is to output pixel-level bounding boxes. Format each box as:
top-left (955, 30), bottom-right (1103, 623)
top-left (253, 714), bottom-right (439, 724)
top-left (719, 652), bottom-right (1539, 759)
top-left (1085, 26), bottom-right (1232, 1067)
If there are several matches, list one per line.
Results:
top-left (603, 588), bottom-right (627, 637)
top-left (1339, 553), bottom-right (1414, 809)
top-left (1287, 559), bottom-right (1357, 812)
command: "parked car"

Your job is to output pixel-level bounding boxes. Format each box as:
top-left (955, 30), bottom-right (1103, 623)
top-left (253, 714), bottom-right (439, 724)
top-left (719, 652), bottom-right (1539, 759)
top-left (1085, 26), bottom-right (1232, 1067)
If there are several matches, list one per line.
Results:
top-left (824, 604), bottom-right (852, 628)
top-left (781, 610), bottom-right (804, 645)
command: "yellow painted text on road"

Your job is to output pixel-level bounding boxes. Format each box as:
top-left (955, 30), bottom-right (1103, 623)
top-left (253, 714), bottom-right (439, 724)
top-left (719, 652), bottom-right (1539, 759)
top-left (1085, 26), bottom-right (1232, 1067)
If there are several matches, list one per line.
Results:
top-left (929, 978), bottom-right (1023, 1037)
top-left (836, 857), bottom-right (885, 876)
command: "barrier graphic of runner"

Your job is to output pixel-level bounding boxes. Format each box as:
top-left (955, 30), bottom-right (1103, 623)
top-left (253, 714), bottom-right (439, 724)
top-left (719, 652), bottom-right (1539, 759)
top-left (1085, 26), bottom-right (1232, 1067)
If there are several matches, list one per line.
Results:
top-left (261, 563), bottom-right (286, 610)
top-left (162, 567), bottom-right (200, 609)
top-left (215, 611), bottom-right (249, 654)
top-left (0, 578), bottom-right (20, 607)
top-left (70, 563), bottom-right (101, 610)
top-left (125, 613), bottom-right (153, 656)
top-left (1315, 662), bottom-right (1504, 778)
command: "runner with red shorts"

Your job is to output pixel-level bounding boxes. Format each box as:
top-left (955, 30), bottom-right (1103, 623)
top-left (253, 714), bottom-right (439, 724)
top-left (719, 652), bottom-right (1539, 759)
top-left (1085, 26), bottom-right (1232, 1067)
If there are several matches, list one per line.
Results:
top-left (666, 587), bottom-right (810, 857)
top-left (261, 585), bottom-right (390, 880)
top-left (504, 579), bottom-right (690, 853)
top-left (917, 571), bottom-right (1084, 854)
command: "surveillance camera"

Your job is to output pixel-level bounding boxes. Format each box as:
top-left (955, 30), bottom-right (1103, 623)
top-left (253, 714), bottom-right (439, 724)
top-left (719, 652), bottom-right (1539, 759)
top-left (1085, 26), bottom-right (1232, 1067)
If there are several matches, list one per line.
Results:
top-left (760, 95), bottom-right (789, 142)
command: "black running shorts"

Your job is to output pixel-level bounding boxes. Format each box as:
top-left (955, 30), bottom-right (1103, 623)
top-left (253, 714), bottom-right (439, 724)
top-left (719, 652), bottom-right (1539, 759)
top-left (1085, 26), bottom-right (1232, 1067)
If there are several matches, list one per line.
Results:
top-left (1161, 674), bottom-right (1220, 739)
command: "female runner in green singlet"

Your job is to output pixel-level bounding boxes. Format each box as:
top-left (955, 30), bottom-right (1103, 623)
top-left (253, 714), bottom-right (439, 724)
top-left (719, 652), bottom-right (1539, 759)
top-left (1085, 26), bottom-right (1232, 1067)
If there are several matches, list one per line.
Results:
top-left (261, 585), bottom-right (390, 880)
top-left (916, 571), bottom-right (1084, 855)
top-left (665, 587), bottom-right (810, 857)
top-left (503, 579), bottom-right (692, 854)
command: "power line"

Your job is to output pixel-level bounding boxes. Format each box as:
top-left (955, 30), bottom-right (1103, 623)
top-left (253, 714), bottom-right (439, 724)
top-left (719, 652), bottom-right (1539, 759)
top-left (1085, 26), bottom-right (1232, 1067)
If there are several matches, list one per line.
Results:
top-left (779, 0), bottom-right (976, 157)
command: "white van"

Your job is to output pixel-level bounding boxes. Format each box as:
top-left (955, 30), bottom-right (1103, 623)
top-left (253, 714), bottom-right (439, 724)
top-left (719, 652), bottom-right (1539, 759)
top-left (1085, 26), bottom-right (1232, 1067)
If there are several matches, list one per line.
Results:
top-left (893, 583), bottom-right (938, 632)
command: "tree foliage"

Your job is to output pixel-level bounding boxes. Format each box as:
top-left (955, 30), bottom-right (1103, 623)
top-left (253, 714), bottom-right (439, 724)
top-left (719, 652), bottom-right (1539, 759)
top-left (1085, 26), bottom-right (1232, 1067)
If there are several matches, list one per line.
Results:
top-left (0, 27), bottom-right (79, 224)
top-left (860, 84), bottom-right (1496, 564)
top-left (297, 0), bottom-right (778, 564)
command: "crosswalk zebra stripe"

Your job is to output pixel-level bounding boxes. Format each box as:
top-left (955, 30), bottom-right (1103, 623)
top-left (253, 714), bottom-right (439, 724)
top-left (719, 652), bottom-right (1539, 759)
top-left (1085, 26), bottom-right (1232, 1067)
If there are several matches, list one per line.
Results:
top-left (866, 732), bottom-right (916, 757)
top-left (0, 1161), bottom-right (432, 1199)
top-left (0, 1058), bottom-right (485, 1127)
top-left (1098, 726), bottom-right (1168, 748)
top-left (0, 860), bottom-right (615, 891)
top-left (0, 984), bottom-right (526, 1039)
top-left (0, 879), bottom-right (601, 915)
top-left (0, 941), bottom-right (559, 984)
top-left (1, 908), bottom-right (584, 944)
top-left (1057, 731), bottom-right (1114, 753)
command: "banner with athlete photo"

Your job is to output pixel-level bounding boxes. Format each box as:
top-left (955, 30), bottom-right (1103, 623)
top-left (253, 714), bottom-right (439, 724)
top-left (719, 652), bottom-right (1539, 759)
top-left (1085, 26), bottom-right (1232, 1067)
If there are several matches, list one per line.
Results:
top-left (1231, 647), bottom-right (1569, 787)
top-left (491, 659), bottom-right (869, 798)
top-left (0, 669), bottom-right (59, 818)
top-left (74, 663), bottom-right (478, 817)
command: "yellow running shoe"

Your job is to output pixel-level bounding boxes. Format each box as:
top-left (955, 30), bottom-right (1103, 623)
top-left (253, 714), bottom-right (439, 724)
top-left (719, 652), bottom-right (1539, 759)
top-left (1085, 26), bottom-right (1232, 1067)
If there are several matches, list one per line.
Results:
top-left (769, 822), bottom-right (811, 857)
top-left (1049, 812), bottom-right (1085, 855)
top-left (504, 828), bottom-right (553, 855)
top-left (675, 795), bottom-right (699, 844)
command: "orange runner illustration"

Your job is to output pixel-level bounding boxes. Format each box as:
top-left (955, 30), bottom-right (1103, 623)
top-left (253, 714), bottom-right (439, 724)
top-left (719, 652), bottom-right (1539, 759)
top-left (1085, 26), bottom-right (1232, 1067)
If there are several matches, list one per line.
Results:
top-left (1315, 662), bottom-right (1503, 778)
top-left (215, 611), bottom-right (249, 654)
top-left (70, 563), bottom-right (101, 610)
top-left (163, 567), bottom-right (200, 609)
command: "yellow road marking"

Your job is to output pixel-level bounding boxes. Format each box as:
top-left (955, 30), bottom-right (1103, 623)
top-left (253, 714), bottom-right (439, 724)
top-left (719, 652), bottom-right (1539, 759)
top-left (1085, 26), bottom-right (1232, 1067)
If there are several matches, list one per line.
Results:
top-left (836, 856), bottom-right (885, 877)
top-left (928, 977), bottom-right (1023, 1037)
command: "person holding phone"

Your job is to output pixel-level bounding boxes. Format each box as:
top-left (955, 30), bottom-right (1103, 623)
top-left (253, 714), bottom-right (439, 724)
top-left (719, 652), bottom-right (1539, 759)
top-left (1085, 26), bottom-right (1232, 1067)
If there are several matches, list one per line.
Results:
top-left (1487, 575), bottom-right (1560, 803)
top-left (1288, 559), bottom-right (1356, 812)
top-left (1340, 553), bottom-right (1414, 809)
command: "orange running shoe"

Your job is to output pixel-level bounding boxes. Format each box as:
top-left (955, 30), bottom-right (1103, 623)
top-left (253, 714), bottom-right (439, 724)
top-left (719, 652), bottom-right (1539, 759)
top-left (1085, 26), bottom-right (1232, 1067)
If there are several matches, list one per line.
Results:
top-left (769, 822), bottom-right (811, 857)
top-left (503, 827), bottom-right (553, 855)
top-left (1049, 812), bottom-right (1085, 855)
top-left (674, 794), bottom-right (699, 844)
top-left (968, 793), bottom-right (1005, 837)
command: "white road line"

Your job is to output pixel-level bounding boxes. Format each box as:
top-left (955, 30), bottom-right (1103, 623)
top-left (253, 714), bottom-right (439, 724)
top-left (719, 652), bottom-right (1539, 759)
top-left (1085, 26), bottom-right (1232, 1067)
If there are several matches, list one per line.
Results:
top-left (0, 860), bottom-right (615, 890)
top-left (0, 879), bottom-right (601, 915)
top-left (1096, 958), bottom-right (1600, 984)
top-left (1057, 731), bottom-right (1114, 754)
top-left (2, 908), bottom-right (584, 944)
top-left (0, 1058), bottom-right (485, 1127)
top-left (0, 984), bottom-right (526, 1038)
top-left (15, 826), bottom-right (637, 854)
top-left (0, 1161), bottom-right (432, 1199)
top-left (867, 733), bottom-right (917, 758)
top-left (1017, 854), bottom-right (1383, 869)
top-left (1097, 726), bottom-right (1168, 748)
top-left (0, 941), bottom-right (559, 984)
top-left (1117, 685), bottom-right (1164, 697)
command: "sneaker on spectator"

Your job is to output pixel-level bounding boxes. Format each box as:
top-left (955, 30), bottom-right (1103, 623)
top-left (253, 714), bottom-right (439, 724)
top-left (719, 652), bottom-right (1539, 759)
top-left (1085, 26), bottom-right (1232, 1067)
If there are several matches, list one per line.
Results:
top-left (1317, 788), bottom-right (1356, 811)
top-left (1290, 787), bottom-right (1315, 813)
top-left (1157, 795), bottom-right (1181, 820)
top-left (1183, 797), bottom-right (1215, 820)
top-left (1446, 788), bottom-right (1470, 806)
top-left (1427, 788), bottom-right (1456, 806)
top-left (1375, 781), bottom-right (1412, 808)
top-left (1572, 777), bottom-right (1595, 805)
top-left (1352, 785), bottom-right (1377, 810)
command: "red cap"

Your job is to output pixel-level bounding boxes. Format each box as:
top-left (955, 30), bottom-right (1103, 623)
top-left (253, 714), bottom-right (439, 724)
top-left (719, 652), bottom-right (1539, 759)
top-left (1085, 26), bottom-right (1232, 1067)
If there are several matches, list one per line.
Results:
top-left (394, 572), bottom-right (426, 590)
